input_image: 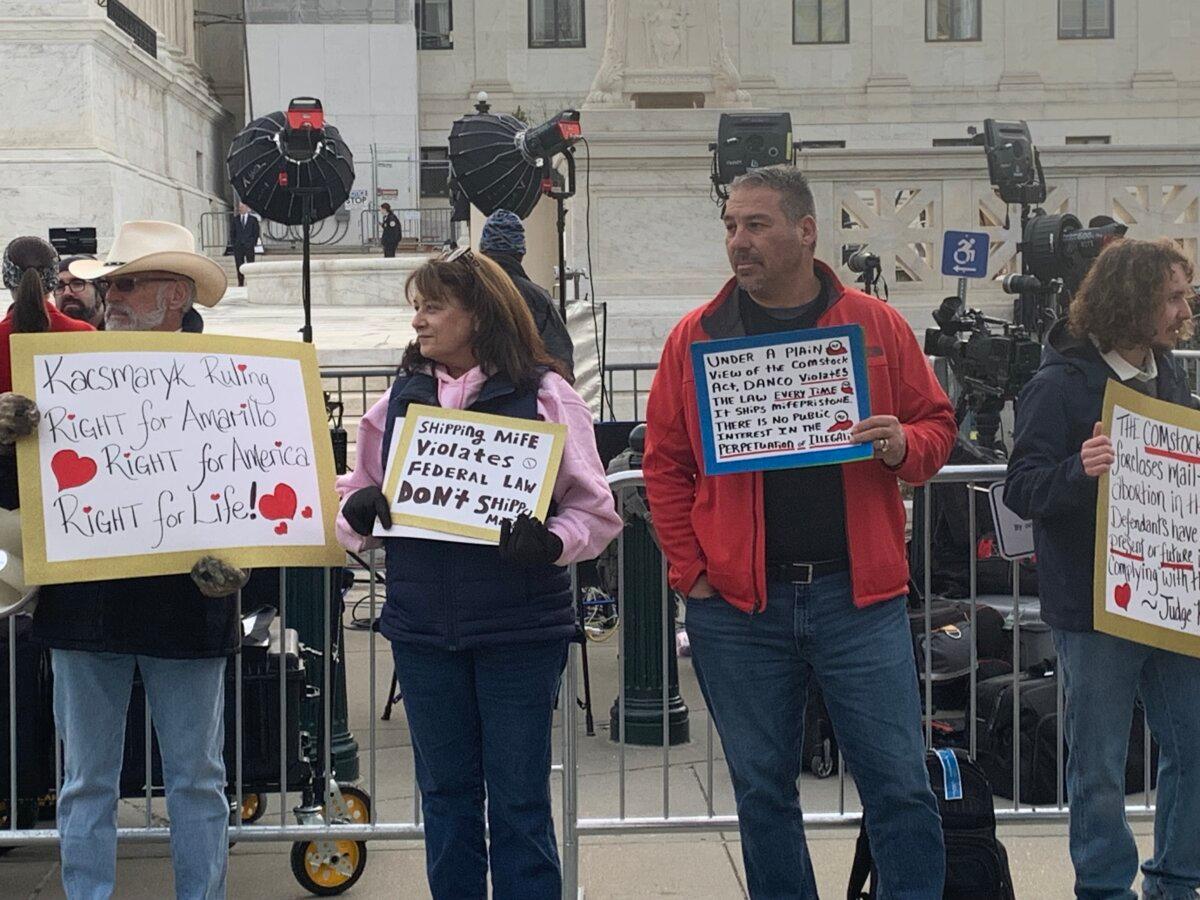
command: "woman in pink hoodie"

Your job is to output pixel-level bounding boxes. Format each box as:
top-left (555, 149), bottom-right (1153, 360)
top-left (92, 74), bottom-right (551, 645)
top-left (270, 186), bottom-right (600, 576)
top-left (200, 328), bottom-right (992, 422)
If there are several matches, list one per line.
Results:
top-left (336, 249), bottom-right (620, 900)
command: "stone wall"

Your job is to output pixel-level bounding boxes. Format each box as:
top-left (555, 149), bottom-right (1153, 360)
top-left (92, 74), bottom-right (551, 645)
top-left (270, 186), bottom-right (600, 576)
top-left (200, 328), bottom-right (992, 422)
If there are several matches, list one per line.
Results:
top-left (0, 7), bottom-right (230, 249)
top-left (415, 0), bottom-right (1200, 148)
top-left (574, 109), bottom-right (1200, 363)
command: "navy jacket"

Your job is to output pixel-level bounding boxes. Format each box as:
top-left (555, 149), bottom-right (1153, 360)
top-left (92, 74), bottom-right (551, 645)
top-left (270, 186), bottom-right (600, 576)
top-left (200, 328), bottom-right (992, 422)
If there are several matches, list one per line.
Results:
top-left (484, 251), bottom-right (576, 382)
top-left (1005, 320), bottom-right (1197, 632)
top-left (378, 371), bottom-right (574, 649)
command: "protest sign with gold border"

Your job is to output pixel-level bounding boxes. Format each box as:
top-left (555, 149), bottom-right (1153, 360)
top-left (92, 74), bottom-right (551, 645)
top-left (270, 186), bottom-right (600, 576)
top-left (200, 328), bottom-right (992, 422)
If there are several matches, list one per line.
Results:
top-left (381, 404), bottom-right (566, 542)
top-left (1095, 380), bottom-right (1200, 658)
top-left (13, 332), bottom-right (344, 585)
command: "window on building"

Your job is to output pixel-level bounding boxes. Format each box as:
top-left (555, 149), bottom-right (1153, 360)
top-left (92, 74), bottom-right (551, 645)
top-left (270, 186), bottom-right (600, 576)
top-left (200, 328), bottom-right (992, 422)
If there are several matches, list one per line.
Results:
top-left (932, 137), bottom-right (977, 147)
top-left (1065, 135), bottom-right (1112, 144)
top-left (245, 0), bottom-right (409, 24)
top-left (529, 0), bottom-right (584, 48)
top-left (420, 148), bottom-right (451, 198)
top-left (793, 0), bottom-right (848, 44)
top-left (803, 140), bottom-right (847, 149)
top-left (926, 0), bottom-right (981, 41)
top-left (195, 151), bottom-right (205, 191)
top-left (1059, 0), bottom-right (1113, 38)
top-left (416, 0), bottom-right (452, 49)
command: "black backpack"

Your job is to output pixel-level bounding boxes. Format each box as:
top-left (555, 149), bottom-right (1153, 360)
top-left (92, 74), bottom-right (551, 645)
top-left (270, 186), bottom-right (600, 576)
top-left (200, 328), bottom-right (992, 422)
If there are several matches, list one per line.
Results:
top-left (847, 748), bottom-right (1016, 900)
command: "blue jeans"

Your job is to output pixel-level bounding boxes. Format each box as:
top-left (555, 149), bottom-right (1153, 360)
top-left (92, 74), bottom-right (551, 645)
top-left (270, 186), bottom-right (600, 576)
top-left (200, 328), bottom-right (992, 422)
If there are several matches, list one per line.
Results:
top-left (1054, 629), bottom-right (1200, 900)
top-left (390, 638), bottom-right (569, 900)
top-left (52, 650), bottom-right (229, 900)
top-left (685, 574), bottom-right (944, 900)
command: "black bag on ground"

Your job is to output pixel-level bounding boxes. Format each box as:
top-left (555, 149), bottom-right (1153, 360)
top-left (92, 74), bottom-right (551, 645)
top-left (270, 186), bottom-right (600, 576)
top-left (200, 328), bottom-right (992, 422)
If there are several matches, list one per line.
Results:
top-left (976, 663), bottom-right (1159, 805)
top-left (802, 679), bottom-right (837, 778)
top-left (847, 748), bottom-right (1015, 900)
top-left (907, 592), bottom-right (1010, 712)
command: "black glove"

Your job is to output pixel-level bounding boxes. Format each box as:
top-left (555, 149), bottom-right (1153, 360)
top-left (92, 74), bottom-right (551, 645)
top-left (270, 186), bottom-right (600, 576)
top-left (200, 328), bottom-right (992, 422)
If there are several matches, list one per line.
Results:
top-left (342, 486), bottom-right (392, 537)
top-left (498, 513), bottom-right (563, 567)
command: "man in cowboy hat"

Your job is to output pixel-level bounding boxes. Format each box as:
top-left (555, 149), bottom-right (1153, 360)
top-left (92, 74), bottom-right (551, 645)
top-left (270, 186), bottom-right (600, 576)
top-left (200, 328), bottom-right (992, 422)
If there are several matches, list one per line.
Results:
top-left (70, 220), bottom-right (226, 333)
top-left (2, 220), bottom-right (245, 899)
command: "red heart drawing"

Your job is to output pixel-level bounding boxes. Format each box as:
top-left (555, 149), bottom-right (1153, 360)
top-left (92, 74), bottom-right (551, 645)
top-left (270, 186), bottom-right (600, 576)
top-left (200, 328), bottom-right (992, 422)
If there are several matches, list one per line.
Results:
top-left (66, 413), bottom-right (75, 421)
top-left (301, 506), bottom-right (313, 519)
top-left (274, 441), bottom-right (282, 448)
top-left (82, 506), bottom-right (92, 514)
top-left (237, 363), bottom-right (247, 372)
top-left (210, 493), bottom-right (220, 501)
top-left (239, 403), bottom-right (247, 409)
top-left (123, 452), bottom-right (130, 458)
top-left (1114, 583), bottom-right (1132, 609)
top-left (259, 483), bottom-right (297, 520)
top-left (51, 450), bottom-right (98, 491)
top-left (274, 521), bottom-right (288, 535)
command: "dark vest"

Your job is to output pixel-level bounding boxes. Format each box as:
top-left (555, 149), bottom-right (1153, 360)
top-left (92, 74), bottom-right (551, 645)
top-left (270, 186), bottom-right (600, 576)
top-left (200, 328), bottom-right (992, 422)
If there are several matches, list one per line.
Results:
top-left (379, 371), bottom-right (574, 649)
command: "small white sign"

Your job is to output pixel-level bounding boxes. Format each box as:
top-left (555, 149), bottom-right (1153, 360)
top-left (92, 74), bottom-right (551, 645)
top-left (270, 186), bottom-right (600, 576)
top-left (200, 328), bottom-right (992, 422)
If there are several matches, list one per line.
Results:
top-left (988, 481), bottom-right (1035, 561)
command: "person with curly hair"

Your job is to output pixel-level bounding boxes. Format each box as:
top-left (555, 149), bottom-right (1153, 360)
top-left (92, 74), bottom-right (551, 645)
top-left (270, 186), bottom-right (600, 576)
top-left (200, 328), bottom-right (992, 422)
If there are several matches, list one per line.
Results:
top-left (1006, 237), bottom-right (1200, 900)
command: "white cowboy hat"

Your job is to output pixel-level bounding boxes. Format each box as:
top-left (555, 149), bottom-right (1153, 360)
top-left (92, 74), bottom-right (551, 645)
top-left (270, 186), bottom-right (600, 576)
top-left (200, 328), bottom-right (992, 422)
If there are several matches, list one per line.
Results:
top-left (69, 220), bottom-right (227, 307)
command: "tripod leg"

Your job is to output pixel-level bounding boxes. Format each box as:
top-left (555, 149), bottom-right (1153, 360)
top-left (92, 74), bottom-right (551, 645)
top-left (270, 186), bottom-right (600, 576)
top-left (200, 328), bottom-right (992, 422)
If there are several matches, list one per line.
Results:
top-left (381, 669), bottom-right (400, 721)
top-left (579, 636), bottom-right (595, 737)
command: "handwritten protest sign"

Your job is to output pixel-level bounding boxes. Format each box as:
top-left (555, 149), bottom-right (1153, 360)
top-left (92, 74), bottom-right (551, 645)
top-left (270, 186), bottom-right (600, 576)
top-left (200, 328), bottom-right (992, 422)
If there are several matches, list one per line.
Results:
top-left (690, 325), bottom-right (872, 475)
top-left (12, 333), bottom-right (343, 585)
top-left (1095, 381), bottom-right (1200, 658)
top-left (381, 404), bottom-right (566, 542)
top-left (373, 421), bottom-right (488, 544)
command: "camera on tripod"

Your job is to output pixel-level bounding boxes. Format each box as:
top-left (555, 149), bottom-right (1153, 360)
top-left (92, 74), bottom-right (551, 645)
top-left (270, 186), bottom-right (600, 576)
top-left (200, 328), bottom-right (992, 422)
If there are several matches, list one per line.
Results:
top-left (924, 296), bottom-right (1042, 403)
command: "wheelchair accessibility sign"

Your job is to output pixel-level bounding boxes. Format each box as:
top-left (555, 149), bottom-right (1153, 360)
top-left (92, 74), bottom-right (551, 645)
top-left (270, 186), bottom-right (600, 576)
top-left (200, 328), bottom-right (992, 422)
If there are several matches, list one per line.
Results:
top-left (941, 230), bottom-right (990, 279)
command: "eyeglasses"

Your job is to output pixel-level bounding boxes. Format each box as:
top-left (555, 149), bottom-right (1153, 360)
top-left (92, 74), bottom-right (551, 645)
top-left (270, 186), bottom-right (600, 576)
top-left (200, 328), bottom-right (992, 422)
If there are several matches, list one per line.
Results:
top-left (52, 279), bottom-right (90, 295)
top-left (95, 276), bottom-right (180, 293)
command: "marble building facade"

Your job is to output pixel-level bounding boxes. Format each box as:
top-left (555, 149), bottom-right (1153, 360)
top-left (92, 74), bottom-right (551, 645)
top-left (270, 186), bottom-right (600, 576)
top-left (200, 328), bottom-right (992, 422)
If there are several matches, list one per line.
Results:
top-left (2, 1), bottom-right (1198, 363)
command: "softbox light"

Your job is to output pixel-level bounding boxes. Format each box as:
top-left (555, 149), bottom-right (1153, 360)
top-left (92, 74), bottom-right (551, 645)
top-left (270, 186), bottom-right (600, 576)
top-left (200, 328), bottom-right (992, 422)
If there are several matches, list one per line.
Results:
top-left (225, 98), bottom-right (354, 343)
top-left (226, 108), bottom-right (354, 225)
top-left (448, 110), bottom-right (581, 219)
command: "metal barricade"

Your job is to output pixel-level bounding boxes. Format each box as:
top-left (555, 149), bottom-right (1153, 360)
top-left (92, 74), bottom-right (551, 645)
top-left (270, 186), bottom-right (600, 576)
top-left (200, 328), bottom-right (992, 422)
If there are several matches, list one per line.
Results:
top-left (2, 464), bottom-right (1159, 898)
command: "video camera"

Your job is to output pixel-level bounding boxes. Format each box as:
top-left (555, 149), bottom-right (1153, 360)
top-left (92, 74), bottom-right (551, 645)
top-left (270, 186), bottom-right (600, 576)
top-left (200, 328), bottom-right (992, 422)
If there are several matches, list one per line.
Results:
top-left (924, 295), bottom-right (1042, 403)
top-left (923, 294), bottom-right (1042, 450)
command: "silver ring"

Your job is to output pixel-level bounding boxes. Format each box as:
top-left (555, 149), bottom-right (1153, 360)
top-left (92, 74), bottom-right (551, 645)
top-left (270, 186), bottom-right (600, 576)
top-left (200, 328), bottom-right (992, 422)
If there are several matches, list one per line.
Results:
top-left (879, 437), bottom-right (889, 454)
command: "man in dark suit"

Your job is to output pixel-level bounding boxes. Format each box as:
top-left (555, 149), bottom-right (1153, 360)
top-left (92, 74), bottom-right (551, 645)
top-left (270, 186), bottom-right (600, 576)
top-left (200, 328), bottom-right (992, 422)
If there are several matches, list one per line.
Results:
top-left (228, 202), bottom-right (260, 287)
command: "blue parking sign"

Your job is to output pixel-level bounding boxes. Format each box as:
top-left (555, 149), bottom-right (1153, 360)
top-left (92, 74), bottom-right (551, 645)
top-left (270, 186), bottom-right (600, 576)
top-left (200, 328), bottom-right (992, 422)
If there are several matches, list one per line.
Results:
top-left (941, 230), bottom-right (990, 279)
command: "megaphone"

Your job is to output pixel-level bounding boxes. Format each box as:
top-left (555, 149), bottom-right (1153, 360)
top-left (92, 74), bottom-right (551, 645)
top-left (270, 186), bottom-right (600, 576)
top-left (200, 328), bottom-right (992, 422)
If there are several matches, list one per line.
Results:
top-left (0, 507), bottom-right (36, 619)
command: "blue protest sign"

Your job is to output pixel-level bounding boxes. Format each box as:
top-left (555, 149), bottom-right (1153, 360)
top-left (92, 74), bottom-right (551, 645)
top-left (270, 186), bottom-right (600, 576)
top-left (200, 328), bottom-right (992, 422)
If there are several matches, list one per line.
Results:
top-left (941, 230), bottom-right (990, 279)
top-left (690, 324), bottom-right (873, 476)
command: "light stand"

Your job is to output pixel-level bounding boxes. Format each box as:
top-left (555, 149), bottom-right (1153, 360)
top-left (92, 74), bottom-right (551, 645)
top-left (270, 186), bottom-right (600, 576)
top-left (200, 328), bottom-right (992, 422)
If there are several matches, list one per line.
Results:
top-left (544, 152), bottom-right (577, 319)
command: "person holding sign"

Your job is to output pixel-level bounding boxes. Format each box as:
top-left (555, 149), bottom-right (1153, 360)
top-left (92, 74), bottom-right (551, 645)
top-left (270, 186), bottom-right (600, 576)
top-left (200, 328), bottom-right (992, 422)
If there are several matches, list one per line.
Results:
top-left (644, 166), bottom-right (956, 898)
top-left (1006, 238), bottom-right (1200, 900)
top-left (0, 221), bottom-right (243, 900)
top-left (334, 249), bottom-right (620, 900)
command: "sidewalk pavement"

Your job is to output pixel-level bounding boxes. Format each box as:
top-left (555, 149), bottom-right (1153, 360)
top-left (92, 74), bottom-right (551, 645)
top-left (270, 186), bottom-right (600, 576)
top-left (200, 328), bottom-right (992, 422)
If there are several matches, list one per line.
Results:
top-left (0, 583), bottom-right (1153, 899)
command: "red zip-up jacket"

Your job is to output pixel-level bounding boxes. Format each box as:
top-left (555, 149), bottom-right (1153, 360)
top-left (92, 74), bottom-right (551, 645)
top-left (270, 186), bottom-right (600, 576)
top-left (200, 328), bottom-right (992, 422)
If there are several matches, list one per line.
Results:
top-left (643, 262), bottom-right (956, 613)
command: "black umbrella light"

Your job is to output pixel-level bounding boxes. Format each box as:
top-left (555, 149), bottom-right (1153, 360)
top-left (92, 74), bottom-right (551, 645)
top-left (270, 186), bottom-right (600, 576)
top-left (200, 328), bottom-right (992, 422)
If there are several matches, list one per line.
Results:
top-left (225, 98), bottom-right (354, 343)
top-left (226, 104), bottom-right (354, 225)
top-left (448, 110), bottom-right (581, 219)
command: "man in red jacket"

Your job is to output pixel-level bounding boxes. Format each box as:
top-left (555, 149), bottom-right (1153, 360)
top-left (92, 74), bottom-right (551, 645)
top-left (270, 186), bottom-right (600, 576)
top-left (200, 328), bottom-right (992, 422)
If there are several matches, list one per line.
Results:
top-left (644, 166), bottom-right (956, 897)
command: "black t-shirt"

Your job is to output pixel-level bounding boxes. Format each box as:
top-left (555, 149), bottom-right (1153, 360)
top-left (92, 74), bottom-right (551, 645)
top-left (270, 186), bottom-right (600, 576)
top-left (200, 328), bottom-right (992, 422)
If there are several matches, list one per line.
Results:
top-left (737, 275), bottom-right (849, 567)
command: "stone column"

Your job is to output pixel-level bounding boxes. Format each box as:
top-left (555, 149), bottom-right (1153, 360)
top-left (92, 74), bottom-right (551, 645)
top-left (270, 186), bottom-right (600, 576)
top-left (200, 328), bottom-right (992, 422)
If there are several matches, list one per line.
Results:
top-left (469, 1), bottom-right (512, 95)
top-left (997, 0), bottom-right (1043, 89)
top-left (1132, 0), bottom-right (1175, 87)
top-left (865, 0), bottom-right (910, 93)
